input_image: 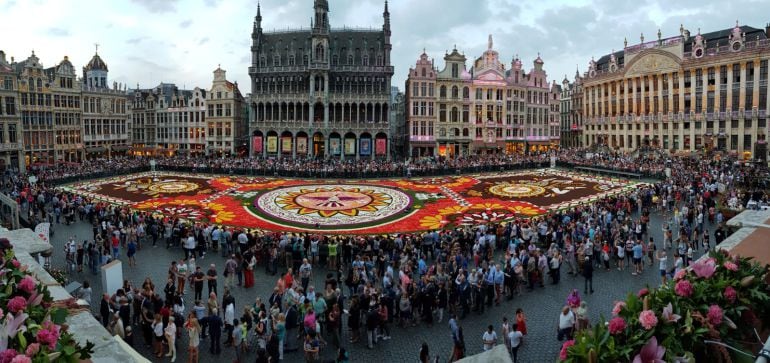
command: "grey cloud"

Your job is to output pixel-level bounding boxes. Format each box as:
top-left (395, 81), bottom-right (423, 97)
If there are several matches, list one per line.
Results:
top-left (126, 56), bottom-right (174, 73)
top-left (199, 37), bottom-right (210, 45)
top-left (126, 36), bottom-right (148, 45)
top-left (47, 27), bottom-right (70, 37)
top-left (179, 19), bottom-right (192, 28)
top-left (130, 0), bottom-right (178, 13)
top-left (204, 0), bottom-right (221, 7)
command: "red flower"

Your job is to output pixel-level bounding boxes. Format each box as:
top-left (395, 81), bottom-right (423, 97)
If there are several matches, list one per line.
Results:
top-left (608, 317), bottom-right (627, 335)
top-left (723, 286), bottom-right (737, 303)
top-left (707, 305), bottom-right (723, 326)
top-left (7, 296), bottom-right (27, 313)
top-left (559, 340), bottom-right (575, 360)
top-left (637, 288), bottom-right (649, 298)
top-left (675, 280), bottom-right (693, 297)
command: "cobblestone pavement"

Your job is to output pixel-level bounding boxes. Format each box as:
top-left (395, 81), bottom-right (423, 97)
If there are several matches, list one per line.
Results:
top-left (48, 210), bottom-right (714, 363)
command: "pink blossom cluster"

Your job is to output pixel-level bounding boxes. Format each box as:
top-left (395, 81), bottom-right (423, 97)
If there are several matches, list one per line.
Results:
top-left (675, 280), bottom-right (693, 297)
top-left (608, 317), bottom-right (627, 335)
top-left (707, 305), bottom-right (723, 326)
top-left (7, 296), bottom-right (27, 314)
top-left (18, 276), bottom-right (36, 294)
top-left (724, 286), bottom-right (737, 303)
top-left (36, 321), bottom-right (61, 350)
top-left (639, 310), bottom-right (658, 330)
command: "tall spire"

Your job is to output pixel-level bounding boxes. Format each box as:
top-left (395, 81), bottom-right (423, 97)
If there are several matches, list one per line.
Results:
top-left (488, 34), bottom-right (493, 50)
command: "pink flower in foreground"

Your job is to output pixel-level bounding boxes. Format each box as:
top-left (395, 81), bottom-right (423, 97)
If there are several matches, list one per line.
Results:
top-left (707, 305), bottom-right (723, 326)
top-left (661, 302), bottom-right (681, 323)
top-left (724, 286), bottom-right (737, 303)
top-left (692, 258), bottom-right (717, 279)
top-left (673, 269), bottom-right (687, 281)
top-left (25, 343), bottom-right (40, 357)
top-left (632, 337), bottom-right (666, 363)
top-left (10, 355), bottom-right (30, 363)
top-left (10, 259), bottom-right (20, 268)
top-left (36, 322), bottom-right (61, 350)
top-left (7, 296), bottom-right (27, 313)
top-left (612, 301), bottom-right (627, 315)
top-left (18, 276), bottom-right (36, 294)
top-left (675, 280), bottom-right (693, 297)
top-left (0, 350), bottom-right (18, 363)
top-left (637, 288), bottom-right (649, 298)
top-left (559, 340), bottom-right (575, 360)
top-left (723, 261), bottom-right (738, 272)
top-left (639, 310), bottom-right (658, 330)
top-left (608, 317), bottom-right (627, 335)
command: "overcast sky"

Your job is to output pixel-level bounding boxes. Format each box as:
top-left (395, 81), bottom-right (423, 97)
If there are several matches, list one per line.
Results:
top-left (1, 0), bottom-right (769, 93)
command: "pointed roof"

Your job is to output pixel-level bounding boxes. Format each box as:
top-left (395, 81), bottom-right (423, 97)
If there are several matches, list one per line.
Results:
top-left (85, 52), bottom-right (108, 72)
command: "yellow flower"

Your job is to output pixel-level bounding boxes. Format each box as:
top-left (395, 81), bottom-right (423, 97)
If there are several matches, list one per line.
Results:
top-left (438, 206), bottom-right (469, 215)
top-left (211, 210), bottom-right (236, 223)
top-left (508, 205), bottom-right (543, 216)
top-left (419, 215), bottom-right (448, 230)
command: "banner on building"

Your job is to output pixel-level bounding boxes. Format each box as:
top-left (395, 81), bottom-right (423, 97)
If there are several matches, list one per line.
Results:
top-left (359, 138), bottom-right (371, 156)
top-left (267, 136), bottom-right (278, 153)
top-left (296, 137), bottom-right (307, 154)
top-left (376, 138), bottom-right (387, 155)
top-left (281, 136), bottom-right (292, 153)
top-left (344, 138), bottom-right (356, 155)
top-left (330, 138), bottom-right (341, 155)
top-left (252, 136), bottom-right (263, 153)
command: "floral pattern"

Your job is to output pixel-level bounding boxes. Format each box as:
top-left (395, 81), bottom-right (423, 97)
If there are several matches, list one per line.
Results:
top-left (66, 170), bottom-right (632, 235)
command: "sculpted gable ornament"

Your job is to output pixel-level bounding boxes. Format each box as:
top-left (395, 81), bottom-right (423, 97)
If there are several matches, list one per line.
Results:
top-left (625, 52), bottom-right (680, 77)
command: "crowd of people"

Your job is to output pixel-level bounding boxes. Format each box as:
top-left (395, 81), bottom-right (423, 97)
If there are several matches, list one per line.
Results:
top-left (0, 148), bottom-right (766, 362)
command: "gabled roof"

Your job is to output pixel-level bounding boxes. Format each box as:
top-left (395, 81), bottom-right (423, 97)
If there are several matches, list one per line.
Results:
top-left (684, 25), bottom-right (766, 52)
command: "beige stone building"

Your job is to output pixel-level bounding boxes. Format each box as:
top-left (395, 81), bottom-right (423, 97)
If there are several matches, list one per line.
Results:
top-left (81, 50), bottom-right (131, 158)
top-left (582, 23), bottom-right (770, 157)
top-left (207, 67), bottom-right (245, 155)
top-left (406, 36), bottom-right (560, 157)
top-left (0, 51), bottom-right (22, 171)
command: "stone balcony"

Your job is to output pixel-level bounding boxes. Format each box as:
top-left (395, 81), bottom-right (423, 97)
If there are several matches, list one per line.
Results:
top-left (1, 228), bottom-right (148, 363)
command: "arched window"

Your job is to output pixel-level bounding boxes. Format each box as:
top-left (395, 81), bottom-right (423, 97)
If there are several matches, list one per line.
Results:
top-left (439, 86), bottom-right (446, 98)
top-left (451, 107), bottom-right (459, 122)
top-left (451, 86), bottom-right (459, 99)
top-left (36, 79), bottom-right (42, 89)
top-left (315, 44), bottom-right (325, 61)
top-left (463, 128), bottom-right (469, 137)
top-left (421, 68), bottom-right (426, 77)
top-left (463, 87), bottom-right (469, 99)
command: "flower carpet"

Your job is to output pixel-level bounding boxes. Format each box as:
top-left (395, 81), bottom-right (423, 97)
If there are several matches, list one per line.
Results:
top-left (61, 169), bottom-right (640, 234)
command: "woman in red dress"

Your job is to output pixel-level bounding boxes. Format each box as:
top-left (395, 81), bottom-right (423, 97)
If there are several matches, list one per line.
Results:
top-left (515, 308), bottom-right (528, 335)
top-left (244, 250), bottom-right (256, 288)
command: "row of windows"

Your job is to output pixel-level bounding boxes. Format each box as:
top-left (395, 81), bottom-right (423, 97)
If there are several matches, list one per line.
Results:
top-left (258, 48), bottom-right (384, 68)
top-left (158, 111), bottom-right (206, 124)
top-left (156, 127), bottom-right (206, 140)
top-left (588, 134), bottom-right (755, 151)
top-left (0, 97), bottom-right (16, 115)
top-left (83, 97), bottom-right (128, 114)
top-left (410, 122), bottom-right (555, 138)
top-left (83, 121), bottom-right (127, 136)
top-left (0, 124), bottom-right (18, 143)
top-left (587, 119), bottom-right (767, 132)
top-left (20, 93), bottom-right (81, 109)
top-left (207, 103), bottom-right (233, 117)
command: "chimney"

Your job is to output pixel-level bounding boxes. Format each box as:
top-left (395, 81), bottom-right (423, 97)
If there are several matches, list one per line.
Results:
top-left (0, 50), bottom-right (5, 63)
top-left (766, 23), bottom-right (770, 37)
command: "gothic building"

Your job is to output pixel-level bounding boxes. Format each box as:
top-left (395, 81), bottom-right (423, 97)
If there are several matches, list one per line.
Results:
top-left (248, 0), bottom-right (394, 160)
top-left (0, 51), bottom-right (22, 171)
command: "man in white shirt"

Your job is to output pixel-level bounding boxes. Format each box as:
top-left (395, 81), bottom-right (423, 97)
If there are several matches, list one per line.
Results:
top-left (557, 306), bottom-right (575, 341)
top-left (299, 259), bottom-right (312, 293)
top-left (508, 323), bottom-right (524, 363)
top-left (481, 324), bottom-right (497, 351)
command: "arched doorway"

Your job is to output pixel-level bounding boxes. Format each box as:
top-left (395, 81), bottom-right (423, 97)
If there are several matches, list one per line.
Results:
top-left (252, 130), bottom-right (264, 156)
top-left (329, 132), bottom-right (341, 157)
top-left (359, 132), bottom-right (372, 158)
top-left (344, 132), bottom-right (357, 157)
top-left (375, 132), bottom-right (388, 159)
top-left (280, 131), bottom-right (293, 156)
top-left (312, 132), bottom-right (325, 158)
top-left (295, 131), bottom-right (308, 157)
top-left (266, 131), bottom-right (278, 155)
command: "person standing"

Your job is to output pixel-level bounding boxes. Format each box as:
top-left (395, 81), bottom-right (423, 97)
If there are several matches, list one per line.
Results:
top-left (207, 264), bottom-right (218, 296)
top-left (100, 293), bottom-right (112, 327)
top-left (656, 250), bottom-right (669, 285)
top-left (185, 314), bottom-right (201, 363)
top-left (193, 267), bottom-right (205, 301)
top-left (244, 250), bottom-right (256, 289)
top-left (582, 256), bottom-right (594, 294)
top-left (508, 323), bottom-right (523, 363)
top-left (164, 316), bottom-right (177, 362)
top-left (224, 256), bottom-right (237, 290)
top-left (482, 324), bottom-right (497, 351)
top-left (557, 305), bottom-right (575, 341)
top-left (176, 258), bottom-right (188, 296)
top-left (275, 313), bottom-right (286, 361)
top-left (632, 240), bottom-right (644, 276)
top-left (208, 308), bottom-right (223, 355)
top-left (300, 258), bottom-right (312, 293)
top-left (232, 318), bottom-right (243, 363)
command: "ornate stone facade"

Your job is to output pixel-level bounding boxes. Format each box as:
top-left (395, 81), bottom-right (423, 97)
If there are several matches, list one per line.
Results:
top-left (248, 0), bottom-right (394, 160)
top-left (131, 84), bottom-right (207, 156)
top-left (406, 36), bottom-right (559, 157)
top-left (582, 23), bottom-right (770, 157)
top-left (207, 67), bottom-right (246, 155)
top-left (81, 49), bottom-right (131, 158)
top-left (0, 51), bottom-right (22, 171)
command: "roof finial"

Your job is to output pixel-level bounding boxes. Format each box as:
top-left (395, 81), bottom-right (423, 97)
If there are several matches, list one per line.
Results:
top-left (640, 32), bottom-right (644, 43)
top-left (257, 2), bottom-right (261, 17)
top-left (624, 37), bottom-right (628, 48)
top-left (488, 34), bottom-right (493, 50)
top-left (736, 19), bottom-right (739, 27)
top-left (94, 43), bottom-right (99, 54)
top-left (384, 0), bottom-right (388, 14)
top-left (657, 28), bottom-right (661, 40)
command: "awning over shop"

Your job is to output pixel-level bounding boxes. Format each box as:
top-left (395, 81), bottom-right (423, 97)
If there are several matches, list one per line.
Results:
top-left (111, 145), bottom-right (130, 151)
top-left (86, 146), bottom-right (106, 153)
